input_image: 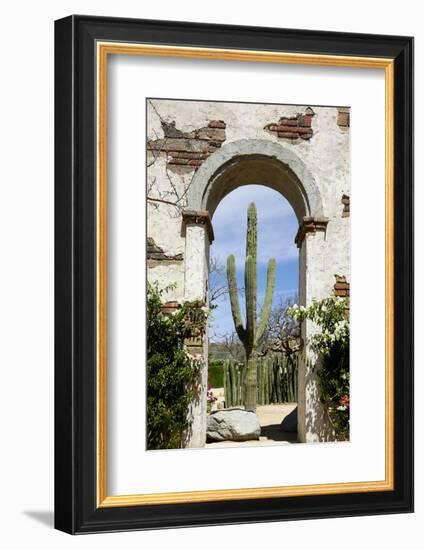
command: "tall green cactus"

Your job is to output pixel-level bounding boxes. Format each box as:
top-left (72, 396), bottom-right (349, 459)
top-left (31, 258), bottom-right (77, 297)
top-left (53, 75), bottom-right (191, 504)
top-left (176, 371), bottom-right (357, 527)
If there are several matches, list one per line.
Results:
top-left (226, 203), bottom-right (277, 411)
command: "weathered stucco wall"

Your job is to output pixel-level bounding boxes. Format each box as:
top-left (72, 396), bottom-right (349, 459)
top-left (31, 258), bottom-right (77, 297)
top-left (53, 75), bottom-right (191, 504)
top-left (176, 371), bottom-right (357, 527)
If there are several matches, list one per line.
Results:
top-left (146, 99), bottom-right (350, 446)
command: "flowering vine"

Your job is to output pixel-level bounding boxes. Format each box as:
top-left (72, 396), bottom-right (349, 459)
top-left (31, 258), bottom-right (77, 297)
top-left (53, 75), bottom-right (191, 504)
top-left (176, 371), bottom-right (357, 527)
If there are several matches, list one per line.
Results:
top-left (288, 296), bottom-right (350, 440)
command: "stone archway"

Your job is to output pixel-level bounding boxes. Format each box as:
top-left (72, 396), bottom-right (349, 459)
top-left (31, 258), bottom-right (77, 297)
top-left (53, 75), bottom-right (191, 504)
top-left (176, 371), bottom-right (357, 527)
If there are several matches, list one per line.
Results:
top-left (189, 139), bottom-right (324, 220)
top-left (182, 139), bottom-right (329, 445)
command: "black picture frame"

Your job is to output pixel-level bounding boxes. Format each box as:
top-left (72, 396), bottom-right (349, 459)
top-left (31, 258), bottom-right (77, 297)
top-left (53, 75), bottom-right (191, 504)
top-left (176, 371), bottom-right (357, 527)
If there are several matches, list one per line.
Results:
top-left (55, 14), bottom-right (414, 534)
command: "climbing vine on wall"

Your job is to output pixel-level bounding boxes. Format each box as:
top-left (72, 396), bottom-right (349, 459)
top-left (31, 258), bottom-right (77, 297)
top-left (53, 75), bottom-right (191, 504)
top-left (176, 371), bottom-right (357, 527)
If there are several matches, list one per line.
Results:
top-left (288, 297), bottom-right (350, 440)
top-left (147, 283), bottom-right (208, 449)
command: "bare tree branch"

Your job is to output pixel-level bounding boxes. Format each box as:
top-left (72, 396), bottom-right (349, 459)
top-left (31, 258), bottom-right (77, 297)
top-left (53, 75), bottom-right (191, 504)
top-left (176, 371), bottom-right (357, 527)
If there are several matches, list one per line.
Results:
top-left (208, 254), bottom-right (246, 308)
top-left (210, 331), bottom-right (245, 362)
top-left (147, 99), bottom-right (198, 217)
top-left (147, 196), bottom-right (182, 207)
top-left (257, 294), bottom-right (301, 356)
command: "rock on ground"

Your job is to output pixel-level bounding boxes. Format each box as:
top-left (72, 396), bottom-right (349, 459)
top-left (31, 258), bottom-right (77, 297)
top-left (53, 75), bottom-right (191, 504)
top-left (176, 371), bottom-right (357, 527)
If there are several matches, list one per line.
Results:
top-left (207, 408), bottom-right (261, 442)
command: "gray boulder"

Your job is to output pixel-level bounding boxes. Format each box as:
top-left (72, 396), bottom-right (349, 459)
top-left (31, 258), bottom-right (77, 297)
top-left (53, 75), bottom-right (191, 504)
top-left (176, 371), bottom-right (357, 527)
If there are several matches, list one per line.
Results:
top-left (280, 406), bottom-right (298, 433)
top-left (207, 409), bottom-right (261, 442)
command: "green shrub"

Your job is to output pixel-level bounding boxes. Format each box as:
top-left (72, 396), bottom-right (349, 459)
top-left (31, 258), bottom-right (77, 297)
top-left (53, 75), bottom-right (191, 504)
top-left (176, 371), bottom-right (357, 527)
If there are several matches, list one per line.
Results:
top-left (208, 360), bottom-right (224, 387)
top-left (288, 297), bottom-right (350, 440)
top-left (147, 283), bottom-right (207, 450)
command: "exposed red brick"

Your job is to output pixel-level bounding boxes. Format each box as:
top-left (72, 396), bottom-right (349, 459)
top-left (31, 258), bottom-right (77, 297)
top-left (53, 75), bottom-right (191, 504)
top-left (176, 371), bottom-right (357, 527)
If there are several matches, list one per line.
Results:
top-left (274, 125), bottom-right (312, 134)
top-left (278, 132), bottom-right (299, 139)
top-left (294, 217), bottom-right (329, 247)
top-left (181, 131), bottom-right (196, 139)
top-left (337, 110), bottom-right (350, 128)
top-left (167, 158), bottom-right (188, 165)
top-left (207, 142), bottom-right (223, 150)
top-left (147, 237), bottom-right (183, 262)
top-left (196, 127), bottom-right (226, 141)
top-left (161, 301), bottom-right (179, 315)
top-left (147, 119), bottom-right (227, 170)
top-left (148, 138), bottom-right (210, 153)
top-left (168, 151), bottom-right (208, 160)
top-left (335, 282), bottom-right (349, 290)
top-left (168, 158), bottom-right (203, 167)
top-left (265, 108), bottom-right (315, 141)
top-left (208, 120), bottom-right (226, 129)
top-left (279, 117), bottom-right (298, 127)
top-left (182, 210), bottom-right (215, 243)
top-left (298, 114), bottom-right (313, 127)
top-left (341, 194), bottom-right (350, 217)
top-left (334, 275), bottom-right (350, 298)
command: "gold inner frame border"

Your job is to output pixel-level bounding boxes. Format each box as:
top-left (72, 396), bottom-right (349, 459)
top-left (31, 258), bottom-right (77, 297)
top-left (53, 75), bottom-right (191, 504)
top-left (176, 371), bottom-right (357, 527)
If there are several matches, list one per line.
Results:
top-left (96, 42), bottom-right (394, 508)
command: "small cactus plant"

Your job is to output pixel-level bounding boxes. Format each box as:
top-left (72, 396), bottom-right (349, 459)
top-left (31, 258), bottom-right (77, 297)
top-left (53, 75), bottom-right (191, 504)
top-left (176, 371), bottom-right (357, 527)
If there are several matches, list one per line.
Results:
top-left (226, 203), bottom-right (276, 411)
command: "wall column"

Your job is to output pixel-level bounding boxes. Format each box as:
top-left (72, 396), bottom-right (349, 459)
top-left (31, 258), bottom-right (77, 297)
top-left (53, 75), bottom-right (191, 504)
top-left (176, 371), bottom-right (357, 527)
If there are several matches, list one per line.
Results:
top-left (295, 217), bottom-right (334, 442)
top-left (182, 210), bottom-right (214, 448)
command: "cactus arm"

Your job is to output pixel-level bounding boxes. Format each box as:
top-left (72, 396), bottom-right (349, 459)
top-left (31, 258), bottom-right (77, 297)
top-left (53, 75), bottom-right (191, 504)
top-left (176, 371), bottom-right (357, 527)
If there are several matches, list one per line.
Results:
top-left (245, 255), bottom-right (256, 350)
top-left (256, 258), bottom-right (276, 343)
top-left (226, 254), bottom-right (246, 343)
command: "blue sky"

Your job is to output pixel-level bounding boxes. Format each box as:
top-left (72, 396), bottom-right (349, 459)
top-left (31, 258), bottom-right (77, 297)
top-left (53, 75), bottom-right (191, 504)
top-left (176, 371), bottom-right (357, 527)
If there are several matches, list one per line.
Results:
top-left (209, 185), bottom-right (299, 341)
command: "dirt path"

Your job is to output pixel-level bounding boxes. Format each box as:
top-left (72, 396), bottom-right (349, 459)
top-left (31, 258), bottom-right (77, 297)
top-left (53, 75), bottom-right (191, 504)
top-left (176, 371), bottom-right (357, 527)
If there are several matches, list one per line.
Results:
top-left (205, 403), bottom-right (298, 448)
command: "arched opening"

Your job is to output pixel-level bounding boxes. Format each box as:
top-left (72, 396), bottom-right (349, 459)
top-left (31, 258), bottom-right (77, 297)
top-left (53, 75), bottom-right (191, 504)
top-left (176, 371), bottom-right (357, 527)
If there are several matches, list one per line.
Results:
top-left (205, 156), bottom-right (309, 221)
top-left (209, 185), bottom-right (299, 339)
top-left (208, 185), bottom-right (299, 445)
top-left (183, 139), bottom-right (328, 446)
top-left (188, 139), bottom-right (325, 220)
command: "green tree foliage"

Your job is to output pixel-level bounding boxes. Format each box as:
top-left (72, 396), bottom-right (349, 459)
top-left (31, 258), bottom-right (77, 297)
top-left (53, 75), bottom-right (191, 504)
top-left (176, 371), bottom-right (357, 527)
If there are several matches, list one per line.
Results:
top-left (207, 360), bottom-right (225, 388)
top-left (288, 297), bottom-right (350, 440)
top-left (147, 283), bottom-right (208, 450)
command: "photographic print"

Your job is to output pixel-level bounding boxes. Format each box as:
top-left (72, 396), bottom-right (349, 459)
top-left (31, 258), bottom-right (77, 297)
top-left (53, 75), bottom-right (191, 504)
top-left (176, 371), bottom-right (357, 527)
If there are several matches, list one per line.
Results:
top-left (55, 17), bottom-right (413, 532)
top-left (146, 98), bottom-right (351, 451)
